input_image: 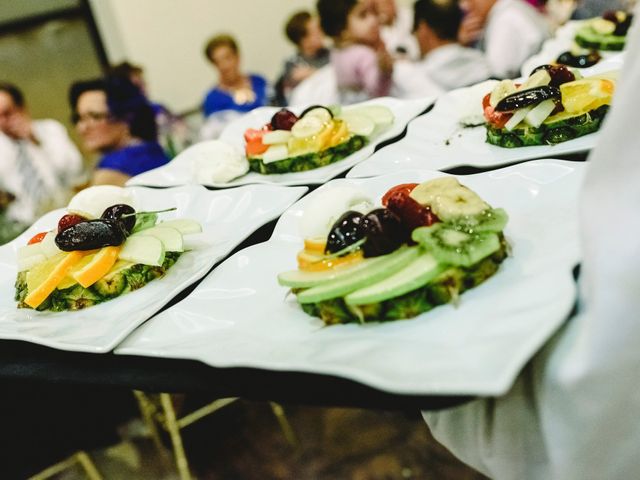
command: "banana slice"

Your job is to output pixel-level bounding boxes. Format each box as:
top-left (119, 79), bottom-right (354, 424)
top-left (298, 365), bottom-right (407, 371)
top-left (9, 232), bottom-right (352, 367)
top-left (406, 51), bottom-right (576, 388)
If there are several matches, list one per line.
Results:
top-left (489, 79), bottom-right (517, 107)
top-left (410, 177), bottom-right (489, 221)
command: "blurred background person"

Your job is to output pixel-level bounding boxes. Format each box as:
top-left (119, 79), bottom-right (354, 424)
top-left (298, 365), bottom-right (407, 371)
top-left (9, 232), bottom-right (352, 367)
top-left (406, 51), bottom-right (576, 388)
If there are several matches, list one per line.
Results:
top-left (458, 0), bottom-right (550, 78)
top-left (274, 11), bottom-right (330, 106)
top-left (69, 75), bottom-right (169, 187)
top-left (317, 0), bottom-right (393, 104)
top-left (0, 82), bottom-right (83, 232)
top-left (108, 61), bottom-right (193, 158)
top-left (413, 0), bottom-right (491, 89)
top-left (375, 0), bottom-right (421, 59)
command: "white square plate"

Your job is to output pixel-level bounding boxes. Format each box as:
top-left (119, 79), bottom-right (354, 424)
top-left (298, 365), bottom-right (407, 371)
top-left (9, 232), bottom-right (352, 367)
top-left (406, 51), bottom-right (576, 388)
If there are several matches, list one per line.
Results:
top-left (347, 58), bottom-right (622, 179)
top-left (0, 184), bottom-right (306, 353)
top-left (126, 96), bottom-right (433, 188)
top-left (116, 160), bottom-right (583, 396)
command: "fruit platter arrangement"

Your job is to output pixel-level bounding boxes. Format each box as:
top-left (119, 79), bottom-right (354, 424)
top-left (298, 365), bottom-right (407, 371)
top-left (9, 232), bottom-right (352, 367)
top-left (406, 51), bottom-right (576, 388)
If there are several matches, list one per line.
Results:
top-left (483, 64), bottom-right (616, 148)
top-left (243, 103), bottom-right (394, 175)
top-left (575, 10), bottom-right (634, 52)
top-left (278, 177), bottom-right (509, 324)
top-left (14, 186), bottom-right (201, 312)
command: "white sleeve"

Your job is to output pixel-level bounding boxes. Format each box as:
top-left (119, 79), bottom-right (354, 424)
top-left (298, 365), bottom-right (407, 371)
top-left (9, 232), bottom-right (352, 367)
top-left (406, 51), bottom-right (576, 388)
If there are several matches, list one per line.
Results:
top-left (423, 6), bottom-right (640, 479)
top-left (37, 120), bottom-right (84, 187)
top-left (484, 5), bottom-right (549, 79)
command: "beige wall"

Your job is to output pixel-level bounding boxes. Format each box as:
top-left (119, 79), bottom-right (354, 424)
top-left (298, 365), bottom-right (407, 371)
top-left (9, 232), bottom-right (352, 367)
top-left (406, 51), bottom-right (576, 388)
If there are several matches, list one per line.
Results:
top-left (89, 0), bottom-right (317, 113)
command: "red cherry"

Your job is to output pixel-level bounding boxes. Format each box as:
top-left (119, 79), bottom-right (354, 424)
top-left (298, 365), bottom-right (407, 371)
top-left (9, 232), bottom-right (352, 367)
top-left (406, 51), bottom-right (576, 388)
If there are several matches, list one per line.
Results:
top-left (381, 183), bottom-right (419, 206)
top-left (58, 214), bottom-right (87, 232)
top-left (385, 191), bottom-right (439, 230)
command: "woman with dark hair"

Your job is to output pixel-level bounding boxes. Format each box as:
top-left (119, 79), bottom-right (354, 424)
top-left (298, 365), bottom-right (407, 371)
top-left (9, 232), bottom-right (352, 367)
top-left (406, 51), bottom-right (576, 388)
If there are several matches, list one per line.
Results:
top-left (69, 75), bottom-right (169, 186)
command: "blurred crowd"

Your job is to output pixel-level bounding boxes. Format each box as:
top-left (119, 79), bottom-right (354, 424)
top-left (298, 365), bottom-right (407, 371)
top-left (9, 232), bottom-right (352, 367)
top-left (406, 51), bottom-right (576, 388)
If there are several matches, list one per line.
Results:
top-left (0, 0), bottom-right (634, 243)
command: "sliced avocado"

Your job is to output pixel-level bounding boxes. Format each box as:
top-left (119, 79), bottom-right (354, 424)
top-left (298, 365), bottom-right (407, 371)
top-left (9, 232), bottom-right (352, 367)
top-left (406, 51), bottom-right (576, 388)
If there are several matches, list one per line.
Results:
top-left (345, 252), bottom-right (444, 306)
top-left (278, 256), bottom-right (384, 289)
top-left (297, 246), bottom-right (421, 304)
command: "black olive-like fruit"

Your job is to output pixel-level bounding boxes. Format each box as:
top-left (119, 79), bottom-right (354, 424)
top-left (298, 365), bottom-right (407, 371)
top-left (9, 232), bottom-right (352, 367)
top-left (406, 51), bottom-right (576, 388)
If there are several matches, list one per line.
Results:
top-left (495, 86), bottom-right (561, 112)
top-left (325, 211), bottom-right (366, 255)
top-left (101, 204), bottom-right (136, 234)
top-left (556, 51), bottom-right (601, 68)
top-left (270, 109), bottom-right (298, 131)
top-left (360, 208), bottom-right (409, 257)
top-left (55, 220), bottom-right (126, 251)
top-left (530, 64), bottom-right (576, 87)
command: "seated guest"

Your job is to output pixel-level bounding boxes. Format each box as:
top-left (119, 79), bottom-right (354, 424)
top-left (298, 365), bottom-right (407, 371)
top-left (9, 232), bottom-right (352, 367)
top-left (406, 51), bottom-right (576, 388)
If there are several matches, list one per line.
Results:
top-left (69, 76), bottom-right (169, 187)
top-left (0, 82), bottom-right (83, 226)
top-left (458, 0), bottom-right (550, 79)
top-left (275, 11), bottom-right (330, 105)
top-left (375, 0), bottom-right (421, 59)
top-left (317, 0), bottom-right (394, 104)
top-left (202, 34), bottom-right (268, 117)
top-left (413, 0), bottom-right (491, 90)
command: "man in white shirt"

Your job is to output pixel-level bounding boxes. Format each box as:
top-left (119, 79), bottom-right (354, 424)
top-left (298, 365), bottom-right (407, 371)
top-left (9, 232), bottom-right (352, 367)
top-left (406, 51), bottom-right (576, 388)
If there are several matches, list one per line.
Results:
top-left (391, 0), bottom-right (491, 99)
top-left (459, 0), bottom-right (550, 79)
top-left (423, 4), bottom-right (640, 478)
top-left (0, 82), bottom-right (83, 226)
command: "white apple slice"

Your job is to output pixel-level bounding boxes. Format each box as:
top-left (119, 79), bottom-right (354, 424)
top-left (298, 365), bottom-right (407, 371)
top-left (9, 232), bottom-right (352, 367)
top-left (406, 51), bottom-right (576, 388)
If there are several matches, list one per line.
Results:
top-left (262, 144), bottom-right (290, 164)
top-left (159, 219), bottom-right (202, 235)
top-left (504, 106), bottom-right (533, 131)
top-left (262, 130), bottom-right (292, 145)
top-left (17, 243), bottom-right (46, 272)
top-left (340, 112), bottom-right (376, 137)
top-left (40, 231), bottom-right (62, 258)
top-left (291, 115), bottom-right (324, 138)
top-left (131, 226), bottom-right (183, 252)
top-left (525, 99), bottom-right (556, 128)
top-left (119, 235), bottom-right (165, 266)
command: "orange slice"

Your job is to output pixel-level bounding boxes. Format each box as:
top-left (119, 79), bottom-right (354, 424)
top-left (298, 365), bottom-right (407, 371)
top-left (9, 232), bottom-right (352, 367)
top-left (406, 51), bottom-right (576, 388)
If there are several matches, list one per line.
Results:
top-left (297, 249), bottom-right (364, 272)
top-left (24, 251), bottom-right (87, 309)
top-left (72, 246), bottom-right (121, 288)
top-left (560, 78), bottom-right (615, 114)
top-left (303, 238), bottom-right (327, 254)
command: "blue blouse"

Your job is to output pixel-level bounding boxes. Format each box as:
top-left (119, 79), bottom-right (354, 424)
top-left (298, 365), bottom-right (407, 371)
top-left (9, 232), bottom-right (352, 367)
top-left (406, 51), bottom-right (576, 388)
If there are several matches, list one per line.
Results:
top-left (203, 74), bottom-right (268, 117)
top-left (97, 141), bottom-right (169, 177)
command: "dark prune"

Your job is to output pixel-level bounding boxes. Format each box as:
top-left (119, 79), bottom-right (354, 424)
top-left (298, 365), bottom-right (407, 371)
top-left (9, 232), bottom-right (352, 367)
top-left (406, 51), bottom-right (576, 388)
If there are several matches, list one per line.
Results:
top-left (360, 208), bottom-right (409, 257)
top-left (556, 51), bottom-right (601, 68)
top-left (55, 220), bottom-right (126, 251)
top-left (270, 109), bottom-right (298, 131)
top-left (531, 64), bottom-right (576, 87)
top-left (495, 86), bottom-right (561, 112)
top-left (101, 204), bottom-right (136, 234)
top-left (325, 211), bottom-right (366, 254)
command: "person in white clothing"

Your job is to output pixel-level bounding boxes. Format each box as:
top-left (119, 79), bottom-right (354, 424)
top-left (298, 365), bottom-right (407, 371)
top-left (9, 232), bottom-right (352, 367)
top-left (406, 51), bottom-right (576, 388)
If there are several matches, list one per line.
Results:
top-left (459, 0), bottom-right (550, 78)
top-left (374, 0), bottom-right (421, 59)
top-left (0, 82), bottom-right (83, 226)
top-left (422, 3), bottom-right (640, 478)
top-left (391, 0), bottom-right (491, 99)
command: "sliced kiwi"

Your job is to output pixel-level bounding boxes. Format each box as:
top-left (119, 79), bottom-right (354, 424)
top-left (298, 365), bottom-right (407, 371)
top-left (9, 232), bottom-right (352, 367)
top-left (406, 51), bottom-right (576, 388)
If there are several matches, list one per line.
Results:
top-left (412, 224), bottom-right (500, 267)
top-left (449, 208), bottom-right (508, 234)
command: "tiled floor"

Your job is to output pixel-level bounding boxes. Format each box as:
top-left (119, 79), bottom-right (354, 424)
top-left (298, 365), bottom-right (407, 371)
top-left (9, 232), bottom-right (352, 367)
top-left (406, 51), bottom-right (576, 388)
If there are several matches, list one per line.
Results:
top-left (55, 399), bottom-right (487, 480)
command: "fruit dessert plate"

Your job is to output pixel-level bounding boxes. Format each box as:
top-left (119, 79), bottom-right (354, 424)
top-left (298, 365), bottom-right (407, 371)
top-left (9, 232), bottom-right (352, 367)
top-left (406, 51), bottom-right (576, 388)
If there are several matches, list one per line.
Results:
top-left (575, 10), bottom-right (634, 51)
top-left (116, 160), bottom-right (583, 396)
top-left (0, 184), bottom-right (306, 352)
top-left (348, 65), bottom-right (618, 177)
top-left (126, 96), bottom-right (433, 188)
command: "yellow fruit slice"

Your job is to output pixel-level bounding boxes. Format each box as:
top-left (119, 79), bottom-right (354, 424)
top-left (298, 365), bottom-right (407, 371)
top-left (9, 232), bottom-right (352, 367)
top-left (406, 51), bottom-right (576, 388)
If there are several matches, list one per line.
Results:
top-left (24, 251), bottom-right (88, 309)
top-left (303, 238), bottom-right (327, 254)
top-left (72, 246), bottom-right (122, 288)
top-left (297, 249), bottom-right (364, 272)
top-left (560, 78), bottom-right (615, 114)
top-left (328, 119), bottom-right (350, 148)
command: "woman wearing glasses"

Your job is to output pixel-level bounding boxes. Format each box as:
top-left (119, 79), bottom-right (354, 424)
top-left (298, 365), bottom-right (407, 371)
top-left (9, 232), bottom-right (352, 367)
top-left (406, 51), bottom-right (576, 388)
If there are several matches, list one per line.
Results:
top-left (69, 76), bottom-right (169, 186)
